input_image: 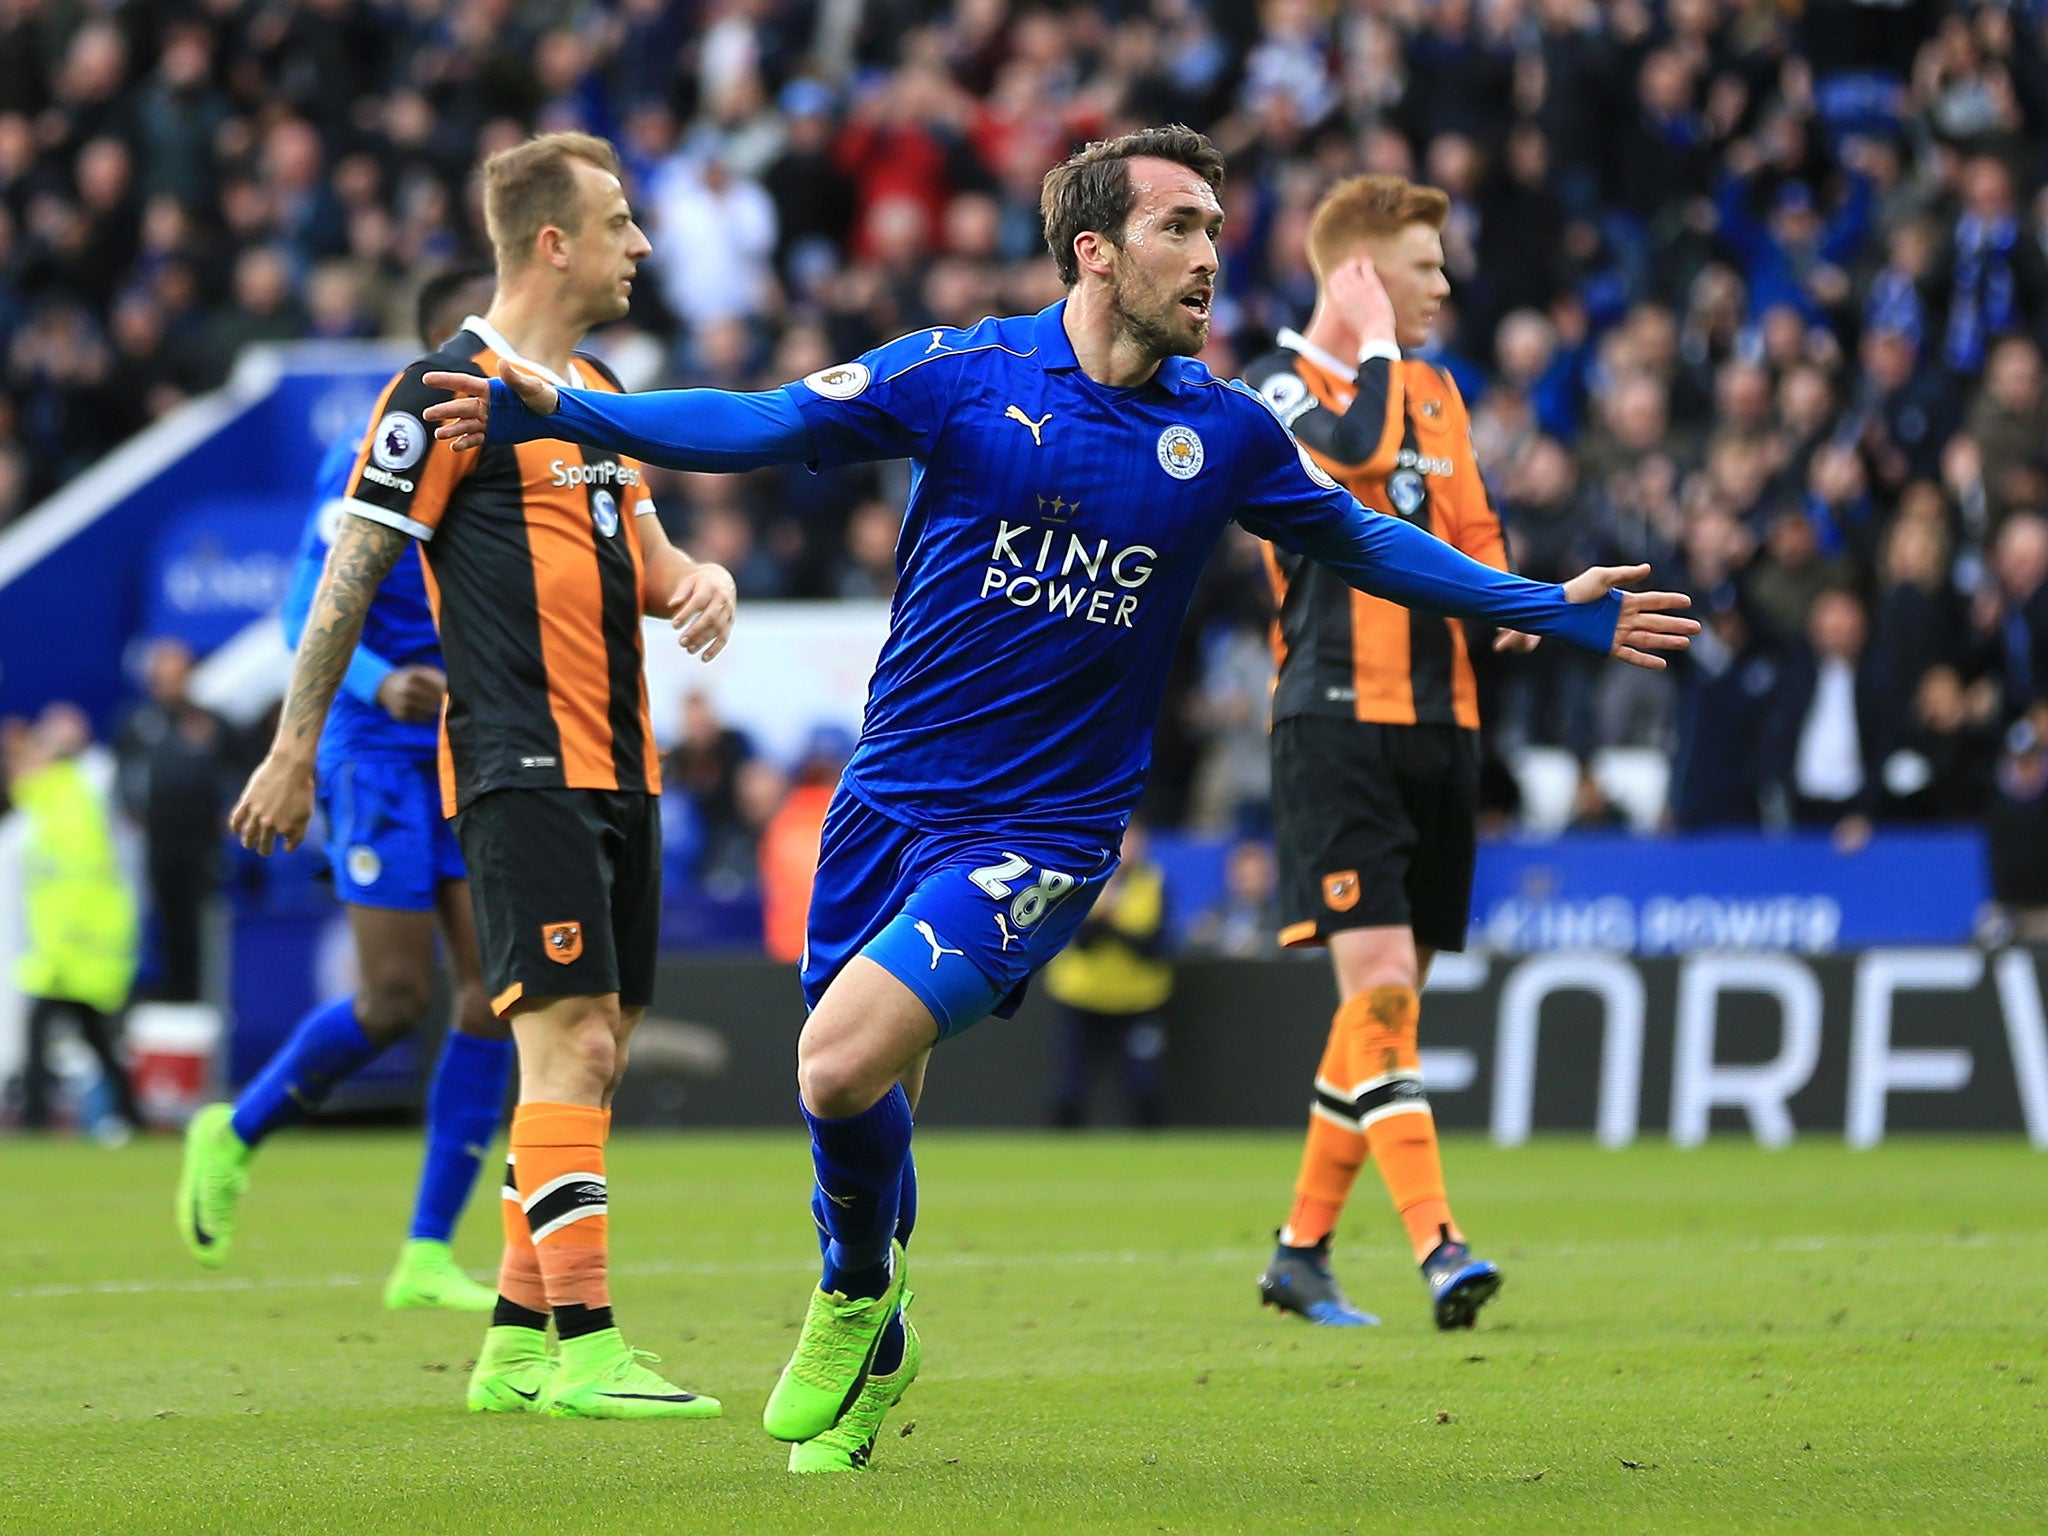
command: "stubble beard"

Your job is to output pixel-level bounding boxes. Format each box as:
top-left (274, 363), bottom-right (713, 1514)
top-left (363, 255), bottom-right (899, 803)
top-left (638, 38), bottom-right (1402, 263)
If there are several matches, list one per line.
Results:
top-left (1111, 267), bottom-right (1204, 364)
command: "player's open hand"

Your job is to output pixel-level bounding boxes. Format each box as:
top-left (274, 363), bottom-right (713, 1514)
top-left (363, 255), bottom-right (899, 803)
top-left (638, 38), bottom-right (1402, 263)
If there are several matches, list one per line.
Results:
top-left (375, 664), bottom-right (446, 723)
top-left (421, 360), bottom-right (559, 452)
top-left (1561, 564), bottom-right (1699, 669)
top-left (229, 752), bottom-right (316, 856)
top-left (1326, 257), bottom-right (1398, 348)
top-left (668, 561), bottom-right (738, 662)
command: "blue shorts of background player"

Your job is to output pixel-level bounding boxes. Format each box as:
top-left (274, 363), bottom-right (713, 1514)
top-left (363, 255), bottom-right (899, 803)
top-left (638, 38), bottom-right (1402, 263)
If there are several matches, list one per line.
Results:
top-left (320, 757), bottom-right (467, 910)
top-left (801, 785), bottom-right (1120, 1039)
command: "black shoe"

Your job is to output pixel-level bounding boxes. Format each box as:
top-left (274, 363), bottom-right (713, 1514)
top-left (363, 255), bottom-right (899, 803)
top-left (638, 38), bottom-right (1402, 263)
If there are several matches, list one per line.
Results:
top-left (1257, 1234), bottom-right (1379, 1327)
top-left (1421, 1229), bottom-right (1502, 1331)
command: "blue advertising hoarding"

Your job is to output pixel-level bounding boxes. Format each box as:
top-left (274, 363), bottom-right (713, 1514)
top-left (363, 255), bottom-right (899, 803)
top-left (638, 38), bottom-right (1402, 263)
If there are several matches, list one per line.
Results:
top-left (1467, 828), bottom-right (1986, 952)
top-left (0, 344), bottom-right (407, 731)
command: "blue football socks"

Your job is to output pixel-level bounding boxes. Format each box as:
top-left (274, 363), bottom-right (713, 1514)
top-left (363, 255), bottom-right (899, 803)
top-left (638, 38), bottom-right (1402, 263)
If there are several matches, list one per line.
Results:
top-left (804, 1083), bottom-right (912, 1301)
top-left (407, 1030), bottom-right (513, 1242)
top-left (870, 1149), bottom-right (918, 1374)
top-left (231, 996), bottom-right (381, 1146)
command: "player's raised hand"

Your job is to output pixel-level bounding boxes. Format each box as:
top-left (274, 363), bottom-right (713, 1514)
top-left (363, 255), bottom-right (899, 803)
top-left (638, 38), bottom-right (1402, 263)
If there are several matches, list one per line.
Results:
top-left (421, 360), bottom-right (559, 451)
top-left (1560, 564), bottom-right (1699, 669)
top-left (667, 561), bottom-right (738, 662)
top-left (1325, 256), bottom-right (1398, 347)
top-left (229, 752), bottom-right (316, 856)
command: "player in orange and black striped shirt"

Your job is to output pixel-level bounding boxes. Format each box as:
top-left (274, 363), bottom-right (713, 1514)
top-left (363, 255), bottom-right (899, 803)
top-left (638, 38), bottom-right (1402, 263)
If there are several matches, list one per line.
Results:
top-left (346, 323), bottom-right (665, 820)
top-left (231, 133), bottom-right (734, 1419)
top-left (1247, 175), bottom-right (1535, 1334)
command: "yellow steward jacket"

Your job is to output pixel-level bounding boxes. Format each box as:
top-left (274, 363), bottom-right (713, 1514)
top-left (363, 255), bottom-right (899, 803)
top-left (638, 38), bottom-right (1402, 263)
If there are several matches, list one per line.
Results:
top-left (1043, 862), bottom-right (1172, 1016)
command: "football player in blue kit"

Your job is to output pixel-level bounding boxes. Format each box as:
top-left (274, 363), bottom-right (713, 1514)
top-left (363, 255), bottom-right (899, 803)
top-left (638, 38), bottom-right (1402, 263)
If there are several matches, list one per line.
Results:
top-left (177, 267), bottom-right (513, 1310)
top-left (422, 127), bottom-right (1697, 1465)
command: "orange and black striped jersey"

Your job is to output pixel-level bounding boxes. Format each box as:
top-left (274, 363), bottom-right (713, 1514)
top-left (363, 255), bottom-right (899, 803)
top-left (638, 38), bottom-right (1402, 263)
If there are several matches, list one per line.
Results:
top-left (1244, 331), bottom-right (1509, 731)
top-left (340, 315), bottom-right (662, 816)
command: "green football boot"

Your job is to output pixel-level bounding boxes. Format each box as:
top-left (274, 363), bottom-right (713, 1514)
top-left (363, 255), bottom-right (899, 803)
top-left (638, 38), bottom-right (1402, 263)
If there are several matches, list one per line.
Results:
top-left (466, 1324), bottom-right (555, 1413)
top-left (384, 1239), bottom-right (498, 1312)
top-left (175, 1103), bottom-right (250, 1269)
top-left (788, 1296), bottom-right (920, 1473)
top-left (763, 1242), bottom-right (909, 1443)
top-left (546, 1328), bottom-right (722, 1420)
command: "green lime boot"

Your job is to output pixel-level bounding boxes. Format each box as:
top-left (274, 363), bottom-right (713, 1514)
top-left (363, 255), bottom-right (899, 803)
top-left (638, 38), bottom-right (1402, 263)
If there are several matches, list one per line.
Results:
top-left (546, 1328), bottom-right (722, 1420)
top-left (789, 1295), bottom-right (921, 1473)
top-left (384, 1239), bottom-right (498, 1312)
top-left (175, 1104), bottom-right (250, 1269)
top-left (763, 1242), bottom-right (908, 1442)
top-left (465, 1324), bottom-right (554, 1413)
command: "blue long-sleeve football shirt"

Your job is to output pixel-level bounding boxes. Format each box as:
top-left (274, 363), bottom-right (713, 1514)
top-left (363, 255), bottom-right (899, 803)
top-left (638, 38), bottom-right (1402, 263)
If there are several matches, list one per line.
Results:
top-left (280, 433), bottom-right (443, 767)
top-left (484, 302), bottom-right (1624, 844)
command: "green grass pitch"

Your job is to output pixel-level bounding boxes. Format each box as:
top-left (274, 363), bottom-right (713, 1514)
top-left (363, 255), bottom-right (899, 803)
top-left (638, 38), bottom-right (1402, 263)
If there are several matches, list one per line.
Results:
top-left (7, 1132), bottom-right (2046, 1535)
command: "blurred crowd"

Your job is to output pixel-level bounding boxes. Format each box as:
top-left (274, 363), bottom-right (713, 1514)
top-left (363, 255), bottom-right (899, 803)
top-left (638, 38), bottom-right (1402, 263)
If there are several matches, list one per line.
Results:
top-left (12, 0), bottom-right (2048, 855)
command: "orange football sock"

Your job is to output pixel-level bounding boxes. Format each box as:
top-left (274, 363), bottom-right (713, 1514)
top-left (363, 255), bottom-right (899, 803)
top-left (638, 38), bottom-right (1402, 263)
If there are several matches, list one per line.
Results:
top-left (1348, 984), bottom-right (1462, 1263)
top-left (1365, 1111), bottom-right (1458, 1262)
top-left (1282, 1003), bottom-right (1371, 1246)
top-left (510, 1101), bottom-right (611, 1323)
top-left (496, 1152), bottom-right (547, 1316)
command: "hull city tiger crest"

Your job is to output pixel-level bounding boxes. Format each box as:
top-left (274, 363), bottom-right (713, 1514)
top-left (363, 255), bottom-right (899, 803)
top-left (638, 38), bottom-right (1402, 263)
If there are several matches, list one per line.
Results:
top-left (543, 921), bottom-right (584, 963)
top-left (1322, 870), bottom-right (1361, 912)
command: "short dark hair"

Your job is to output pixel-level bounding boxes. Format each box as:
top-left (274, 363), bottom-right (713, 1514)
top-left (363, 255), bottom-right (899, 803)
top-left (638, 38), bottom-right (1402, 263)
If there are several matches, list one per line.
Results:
top-left (414, 263), bottom-right (495, 349)
top-left (1039, 125), bottom-right (1226, 287)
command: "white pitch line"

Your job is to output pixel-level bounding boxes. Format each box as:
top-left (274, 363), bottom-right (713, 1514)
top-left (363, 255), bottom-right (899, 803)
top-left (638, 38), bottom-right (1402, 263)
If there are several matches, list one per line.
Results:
top-left (9, 1229), bottom-right (2047, 1303)
top-left (8, 1273), bottom-right (365, 1301)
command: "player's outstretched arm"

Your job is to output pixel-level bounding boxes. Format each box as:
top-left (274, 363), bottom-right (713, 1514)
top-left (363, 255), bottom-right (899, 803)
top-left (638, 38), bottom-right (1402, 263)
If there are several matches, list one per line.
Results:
top-left (423, 360), bottom-right (815, 473)
top-left (1238, 460), bottom-right (1697, 663)
top-left (231, 516), bottom-right (408, 855)
top-left (1334, 511), bottom-right (1695, 666)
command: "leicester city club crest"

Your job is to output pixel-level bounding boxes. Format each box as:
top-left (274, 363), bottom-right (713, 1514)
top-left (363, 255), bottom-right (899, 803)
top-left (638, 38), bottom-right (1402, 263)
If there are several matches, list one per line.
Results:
top-left (1156, 423), bottom-right (1204, 480)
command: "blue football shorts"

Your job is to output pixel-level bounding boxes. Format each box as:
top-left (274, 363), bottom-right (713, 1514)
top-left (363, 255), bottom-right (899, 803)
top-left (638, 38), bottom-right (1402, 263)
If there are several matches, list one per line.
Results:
top-left (801, 785), bottom-right (1120, 1040)
top-left (318, 755), bottom-right (467, 912)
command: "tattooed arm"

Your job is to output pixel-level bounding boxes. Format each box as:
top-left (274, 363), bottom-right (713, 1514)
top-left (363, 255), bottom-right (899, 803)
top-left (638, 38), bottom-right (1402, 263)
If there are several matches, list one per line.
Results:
top-left (230, 515), bottom-right (409, 854)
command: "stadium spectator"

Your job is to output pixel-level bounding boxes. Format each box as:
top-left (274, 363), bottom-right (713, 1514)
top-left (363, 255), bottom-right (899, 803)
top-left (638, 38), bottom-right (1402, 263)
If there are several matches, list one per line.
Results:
top-left (646, 146), bottom-right (778, 334)
top-left (1670, 595), bottom-right (1778, 830)
top-left (1987, 708), bottom-right (2048, 941)
top-left (6, 704), bottom-right (143, 1137)
top-left (833, 499), bottom-right (902, 600)
top-left (1496, 434), bottom-right (1600, 757)
top-left (114, 638), bottom-right (240, 1002)
top-left (1043, 822), bottom-right (1172, 1130)
top-left (1183, 611), bottom-right (1275, 835)
top-left (1963, 335), bottom-right (2048, 529)
top-left (14, 0), bottom-right (2048, 849)
top-left (700, 757), bottom-right (789, 897)
top-left (1884, 663), bottom-right (1998, 822)
top-left (1974, 512), bottom-right (2048, 721)
top-left (1745, 507), bottom-right (1855, 651)
top-left (1870, 511), bottom-right (1968, 718)
top-left (1186, 838), bottom-right (1282, 958)
top-left (759, 727), bottom-right (853, 964)
top-left (1765, 587), bottom-right (1889, 846)
top-left (1935, 155), bottom-right (2046, 377)
top-left (663, 690), bottom-right (753, 877)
